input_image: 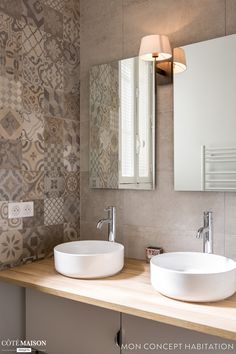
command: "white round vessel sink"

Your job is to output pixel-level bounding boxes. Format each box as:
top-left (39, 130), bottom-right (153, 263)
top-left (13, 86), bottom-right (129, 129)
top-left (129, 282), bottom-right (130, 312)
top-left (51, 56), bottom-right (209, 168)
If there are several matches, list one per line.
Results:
top-left (54, 240), bottom-right (124, 279)
top-left (150, 252), bottom-right (236, 302)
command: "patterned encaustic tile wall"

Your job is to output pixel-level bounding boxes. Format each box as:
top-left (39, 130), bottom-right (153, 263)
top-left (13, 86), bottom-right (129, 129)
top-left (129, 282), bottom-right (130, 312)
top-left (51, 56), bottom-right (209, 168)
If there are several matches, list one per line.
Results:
top-left (0, 0), bottom-right (80, 269)
top-left (89, 63), bottom-right (119, 189)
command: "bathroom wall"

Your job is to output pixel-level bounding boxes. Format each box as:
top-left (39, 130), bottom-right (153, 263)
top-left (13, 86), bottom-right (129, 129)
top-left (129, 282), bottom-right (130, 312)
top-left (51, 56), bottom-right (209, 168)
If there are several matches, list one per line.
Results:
top-left (80, 0), bottom-right (236, 260)
top-left (0, 0), bottom-right (80, 269)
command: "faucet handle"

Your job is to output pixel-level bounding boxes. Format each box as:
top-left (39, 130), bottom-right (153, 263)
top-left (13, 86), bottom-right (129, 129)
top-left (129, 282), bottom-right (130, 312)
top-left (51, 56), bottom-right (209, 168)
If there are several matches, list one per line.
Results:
top-left (104, 206), bottom-right (115, 212)
top-left (204, 211), bottom-right (212, 217)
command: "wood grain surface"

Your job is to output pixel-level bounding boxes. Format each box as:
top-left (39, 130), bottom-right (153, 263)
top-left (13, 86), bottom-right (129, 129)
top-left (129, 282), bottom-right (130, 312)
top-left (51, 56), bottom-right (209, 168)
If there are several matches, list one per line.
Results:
top-left (0, 258), bottom-right (235, 340)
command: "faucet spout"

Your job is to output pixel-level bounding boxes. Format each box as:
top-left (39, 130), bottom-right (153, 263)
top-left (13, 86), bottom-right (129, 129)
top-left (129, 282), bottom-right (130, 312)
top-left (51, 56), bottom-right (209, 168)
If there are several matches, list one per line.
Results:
top-left (97, 206), bottom-right (116, 242)
top-left (97, 219), bottom-right (111, 230)
top-left (197, 226), bottom-right (209, 239)
top-left (196, 211), bottom-right (213, 253)
top-left (197, 226), bottom-right (204, 238)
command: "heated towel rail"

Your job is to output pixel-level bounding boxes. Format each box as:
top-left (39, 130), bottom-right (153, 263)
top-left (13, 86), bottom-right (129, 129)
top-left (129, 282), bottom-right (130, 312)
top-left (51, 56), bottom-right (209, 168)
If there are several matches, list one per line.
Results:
top-left (201, 146), bottom-right (236, 191)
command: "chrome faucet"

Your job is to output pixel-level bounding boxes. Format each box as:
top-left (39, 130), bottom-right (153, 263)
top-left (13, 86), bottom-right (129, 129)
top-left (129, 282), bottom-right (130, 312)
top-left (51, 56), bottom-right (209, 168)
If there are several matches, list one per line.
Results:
top-left (196, 211), bottom-right (213, 253)
top-left (97, 206), bottom-right (116, 242)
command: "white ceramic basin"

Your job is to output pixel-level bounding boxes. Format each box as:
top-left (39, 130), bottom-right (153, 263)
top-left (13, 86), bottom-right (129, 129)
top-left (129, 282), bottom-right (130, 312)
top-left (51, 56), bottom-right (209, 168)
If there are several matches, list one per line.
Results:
top-left (151, 252), bottom-right (236, 302)
top-left (54, 240), bottom-right (124, 279)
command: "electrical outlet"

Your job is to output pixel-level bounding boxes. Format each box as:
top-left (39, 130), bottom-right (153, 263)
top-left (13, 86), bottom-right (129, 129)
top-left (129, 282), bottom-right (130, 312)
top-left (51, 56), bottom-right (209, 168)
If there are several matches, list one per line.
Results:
top-left (8, 202), bottom-right (34, 219)
top-left (21, 201), bottom-right (34, 217)
top-left (8, 203), bottom-right (21, 218)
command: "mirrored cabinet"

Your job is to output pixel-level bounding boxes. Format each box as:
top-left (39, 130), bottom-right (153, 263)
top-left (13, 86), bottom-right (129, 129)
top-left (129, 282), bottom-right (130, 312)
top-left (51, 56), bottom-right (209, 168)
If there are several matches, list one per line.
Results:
top-left (174, 34), bottom-right (236, 192)
top-left (89, 56), bottom-right (155, 190)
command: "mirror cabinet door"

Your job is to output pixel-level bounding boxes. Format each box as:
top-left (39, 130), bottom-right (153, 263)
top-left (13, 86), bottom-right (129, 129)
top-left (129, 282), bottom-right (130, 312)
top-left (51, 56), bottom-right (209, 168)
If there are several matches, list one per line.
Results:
top-left (174, 34), bottom-right (236, 192)
top-left (89, 56), bottom-right (155, 190)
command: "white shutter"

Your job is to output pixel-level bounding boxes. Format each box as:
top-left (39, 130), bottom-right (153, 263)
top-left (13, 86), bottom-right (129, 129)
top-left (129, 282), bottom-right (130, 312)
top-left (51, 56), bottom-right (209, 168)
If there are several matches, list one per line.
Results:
top-left (119, 57), bottom-right (154, 188)
top-left (138, 59), bottom-right (151, 180)
top-left (119, 58), bottom-right (136, 182)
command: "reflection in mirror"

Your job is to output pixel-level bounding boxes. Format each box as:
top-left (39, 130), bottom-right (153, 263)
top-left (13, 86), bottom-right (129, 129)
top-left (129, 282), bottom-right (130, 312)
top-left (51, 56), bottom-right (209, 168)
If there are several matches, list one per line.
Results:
top-left (89, 56), bottom-right (155, 190)
top-left (174, 34), bottom-right (236, 192)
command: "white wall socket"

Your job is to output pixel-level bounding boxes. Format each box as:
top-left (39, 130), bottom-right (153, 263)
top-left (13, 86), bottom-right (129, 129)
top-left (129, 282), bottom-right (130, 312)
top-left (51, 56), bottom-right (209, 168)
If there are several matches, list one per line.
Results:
top-left (8, 202), bottom-right (34, 219)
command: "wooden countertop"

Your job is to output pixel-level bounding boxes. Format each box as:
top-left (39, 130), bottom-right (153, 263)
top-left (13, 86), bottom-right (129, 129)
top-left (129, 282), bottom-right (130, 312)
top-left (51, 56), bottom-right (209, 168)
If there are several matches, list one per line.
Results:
top-left (0, 258), bottom-right (235, 341)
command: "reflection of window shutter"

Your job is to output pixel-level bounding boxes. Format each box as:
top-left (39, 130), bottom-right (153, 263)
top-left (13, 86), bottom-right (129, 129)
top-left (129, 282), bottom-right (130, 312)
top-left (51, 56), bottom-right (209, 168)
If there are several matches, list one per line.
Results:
top-left (120, 59), bottom-right (135, 179)
top-left (119, 57), bottom-right (154, 187)
top-left (138, 60), bottom-right (149, 177)
top-left (138, 59), bottom-right (150, 180)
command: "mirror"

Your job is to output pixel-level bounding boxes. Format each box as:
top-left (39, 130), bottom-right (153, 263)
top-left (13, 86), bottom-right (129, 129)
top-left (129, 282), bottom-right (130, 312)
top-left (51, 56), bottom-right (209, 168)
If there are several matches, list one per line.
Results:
top-left (174, 34), bottom-right (236, 191)
top-left (89, 56), bottom-right (155, 190)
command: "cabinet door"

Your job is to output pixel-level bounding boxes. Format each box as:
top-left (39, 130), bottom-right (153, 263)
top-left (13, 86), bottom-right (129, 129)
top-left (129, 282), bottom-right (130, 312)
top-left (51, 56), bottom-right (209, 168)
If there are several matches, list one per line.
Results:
top-left (0, 283), bottom-right (25, 353)
top-left (121, 314), bottom-right (235, 354)
top-left (26, 288), bottom-right (120, 354)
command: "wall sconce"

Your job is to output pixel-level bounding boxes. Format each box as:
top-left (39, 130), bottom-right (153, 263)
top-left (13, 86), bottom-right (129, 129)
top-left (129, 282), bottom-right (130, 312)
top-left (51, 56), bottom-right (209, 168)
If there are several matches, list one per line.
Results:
top-left (139, 34), bottom-right (172, 85)
top-left (139, 34), bottom-right (172, 61)
top-left (139, 35), bottom-right (187, 84)
top-left (173, 47), bottom-right (187, 73)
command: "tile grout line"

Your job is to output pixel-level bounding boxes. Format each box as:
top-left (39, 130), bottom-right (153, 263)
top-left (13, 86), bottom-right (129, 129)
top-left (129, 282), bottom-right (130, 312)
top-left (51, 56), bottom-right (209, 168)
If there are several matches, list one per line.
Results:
top-left (225, 0), bottom-right (227, 36)
top-left (121, 0), bottom-right (124, 58)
